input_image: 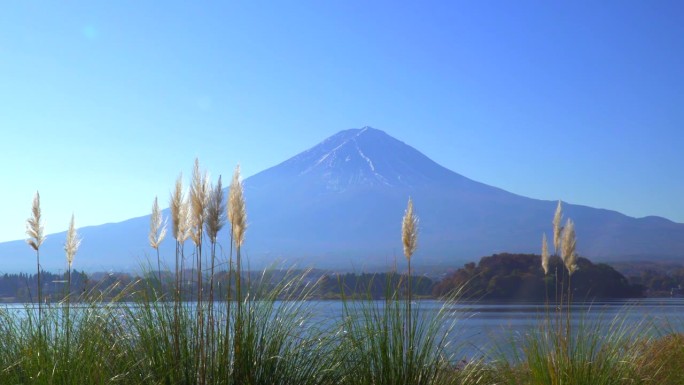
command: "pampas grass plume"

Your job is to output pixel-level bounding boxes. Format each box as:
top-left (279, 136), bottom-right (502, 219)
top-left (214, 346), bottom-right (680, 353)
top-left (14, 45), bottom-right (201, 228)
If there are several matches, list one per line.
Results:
top-left (561, 218), bottom-right (577, 275)
top-left (402, 197), bottom-right (418, 261)
top-left (26, 191), bottom-right (45, 251)
top-left (541, 233), bottom-right (549, 275)
top-left (65, 214), bottom-right (81, 267)
top-left (149, 196), bottom-right (167, 249)
top-left (228, 165), bottom-right (247, 247)
top-left (170, 173), bottom-right (189, 242)
top-left (190, 158), bottom-right (210, 245)
top-left (553, 200), bottom-right (563, 255)
top-left (205, 175), bottom-right (226, 243)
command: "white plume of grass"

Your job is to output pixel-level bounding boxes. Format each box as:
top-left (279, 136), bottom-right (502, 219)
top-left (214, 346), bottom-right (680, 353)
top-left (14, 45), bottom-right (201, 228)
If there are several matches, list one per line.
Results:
top-left (541, 233), bottom-right (549, 275)
top-left (205, 175), bottom-right (226, 243)
top-left (229, 165), bottom-right (247, 248)
top-left (170, 174), bottom-right (190, 243)
top-left (401, 197), bottom-right (418, 261)
top-left (150, 195), bottom-right (168, 286)
top-left (65, 214), bottom-right (81, 268)
top-left (190, 158), bottom-right (210, 246)
top-left (561, 219), bottom-right (577, 275)
top-left (553, 200), bottom-right (563, 255)
top-left (26, 191), bottom-right (46, 321)
top-left (26, 191), bottom-right (45, 251)
top-left (149, 196), bottom-right (167, 250)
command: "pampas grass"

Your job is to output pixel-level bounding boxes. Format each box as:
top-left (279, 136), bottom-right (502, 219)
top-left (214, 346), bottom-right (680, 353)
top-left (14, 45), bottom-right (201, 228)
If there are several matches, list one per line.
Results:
top-left (149, 196), bottom-right (167, 250)
top-left (229, 165), bottom-right (247, 249)
top-left (337, 278), bottom-right (474, 385)
top-left (64, 215), bottom-right (81, 373)
top-left (228, 164), bottom-right (248, 384)
top-left (149, 196), bottom-right (167, 287)
top-left (541, 233), bottom-right (549, 275)
top-left (26, 191), bottom-right (45, 322)
top-left (562, 219), bottom-right (578, 275)
top-left (205, 175), bottom-right (226, 244)
top-left (120, 162), bottom-right (335, 385)
top-left (64, 214), bottom-right (81, 301)
top-left (65, 214), bottom-right (81, 269)
top-left (190, 158), bottom-right (210, 247)
top-left (553, 200), bottom-right (563, 255)
top-left (402, 197), bottom-right (418, 261)
top-left (516, 202), bottom-right (655, 385)
top-left (5, 165), bottom-right (684, 385)
top-left (330, 197), bottom-right (478, 385)
top-left (402, 196), bottom-right (419, 359)
top-left (26, 191), bottom-right (46, 252)
top-left (169, 173), bottom-right (189, 370)
top-left (170, 173), bottom-right (189, 243)
top-left (503, 310), bottom-right (654, 385)
top-left (189, 158), bottom-right (211, 383)
top-left (206, 174), bottom-right (225, 376)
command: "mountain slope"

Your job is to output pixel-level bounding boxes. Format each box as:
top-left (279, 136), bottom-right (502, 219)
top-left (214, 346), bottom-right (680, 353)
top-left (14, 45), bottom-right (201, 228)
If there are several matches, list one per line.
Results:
top-left (1, 127), bottom-right (683, 272)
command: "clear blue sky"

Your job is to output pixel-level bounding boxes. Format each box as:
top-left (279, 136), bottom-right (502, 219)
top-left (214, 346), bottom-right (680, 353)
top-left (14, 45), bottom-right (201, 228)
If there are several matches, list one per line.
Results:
top-left (1, 1), bottom-right (683, 243)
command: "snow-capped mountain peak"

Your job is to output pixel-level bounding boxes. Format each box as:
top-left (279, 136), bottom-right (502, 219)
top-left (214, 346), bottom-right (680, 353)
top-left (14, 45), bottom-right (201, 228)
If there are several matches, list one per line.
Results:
top-left (251, 126), bottom-right (461, 192)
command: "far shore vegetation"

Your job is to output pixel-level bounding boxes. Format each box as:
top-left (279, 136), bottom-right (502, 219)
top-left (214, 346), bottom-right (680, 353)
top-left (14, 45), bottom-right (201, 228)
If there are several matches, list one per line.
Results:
top-left (2, 162), bottom-right (683, 384)
top-left (2, 254), bottom-right (681, 303)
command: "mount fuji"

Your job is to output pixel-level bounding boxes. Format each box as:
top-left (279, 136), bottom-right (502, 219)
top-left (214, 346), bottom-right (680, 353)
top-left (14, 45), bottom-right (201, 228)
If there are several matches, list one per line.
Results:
top-left (1, 127), bottom-right (683, 272)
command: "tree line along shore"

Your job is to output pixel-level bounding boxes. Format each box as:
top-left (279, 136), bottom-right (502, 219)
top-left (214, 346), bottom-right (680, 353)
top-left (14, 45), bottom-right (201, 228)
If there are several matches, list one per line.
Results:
top-left (3, 252), bottom-right (681, 303)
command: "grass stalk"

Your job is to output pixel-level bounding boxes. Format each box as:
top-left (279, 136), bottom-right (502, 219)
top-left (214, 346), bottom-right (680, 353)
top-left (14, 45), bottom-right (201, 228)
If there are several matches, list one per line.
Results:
top-left (26, 191), bottom-right (45, 329)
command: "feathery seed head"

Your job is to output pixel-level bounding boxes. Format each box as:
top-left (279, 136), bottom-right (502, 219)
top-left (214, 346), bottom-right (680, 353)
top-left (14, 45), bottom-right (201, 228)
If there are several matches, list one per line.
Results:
top-left (26, 191), bottom-right (45, 251)
top-left (566, 252), bottom-right (578, 275)
top-left (177, 195), bottom-right (191, 243)
top-left (228, 165), bottom-right (247, 247)
top-left (190, 158), bottom-right (210, 245)
top-left (561, 218), bottom-right (577, 274)
top-left (541, 233), bottom-right (549, 275)
top-left (149, 196), bottom-right (167, 249)
top-left (402, 197), bottom-right (418, 261)
top-left (65, 214), bottom-right (81, 268)
top-left (205, 175), bottom-right (226, 243)
top-left (553, 200), bottom-right (563, 255)
top-left (170, 174), bottom-right (185, 241)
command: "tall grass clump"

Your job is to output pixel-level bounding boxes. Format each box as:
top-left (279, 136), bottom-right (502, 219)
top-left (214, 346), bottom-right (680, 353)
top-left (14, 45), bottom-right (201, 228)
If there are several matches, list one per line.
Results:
top-left (118, 160), bottom-right (335, 385)
top-left (496, 201), bottom-right (654, 385)
top-left (227, 268), bottom-right (339, 385)
top-left (123, 267), bottom-right (335, 385)
top-left (1, 212), bottom-right (137, 384)
top-left (336, 197), bottom-right (479, 385)
top-left (635, 326), bottom-right (684, 385)
top-left (499, 308), bottom-right (656, 385)
top-left (0, 295), bottom-right (135, 384)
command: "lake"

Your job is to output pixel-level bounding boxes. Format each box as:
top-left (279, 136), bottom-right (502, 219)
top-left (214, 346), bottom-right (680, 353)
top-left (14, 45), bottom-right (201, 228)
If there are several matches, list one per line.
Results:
top-left (4, 298), bottom-right (684, 361)
top-left (305, 298), bottom-right (684, 360)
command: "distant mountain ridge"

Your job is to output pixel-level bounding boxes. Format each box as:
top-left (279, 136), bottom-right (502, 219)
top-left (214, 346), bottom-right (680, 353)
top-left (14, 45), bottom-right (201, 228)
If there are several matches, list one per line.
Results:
top-left (1, 127), bottom-right (683, 272)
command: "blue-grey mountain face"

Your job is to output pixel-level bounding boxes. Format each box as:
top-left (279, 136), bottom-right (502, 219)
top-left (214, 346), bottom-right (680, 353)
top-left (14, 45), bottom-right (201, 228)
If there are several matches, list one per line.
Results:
top-left (1, 127), bottom-right (683, 272)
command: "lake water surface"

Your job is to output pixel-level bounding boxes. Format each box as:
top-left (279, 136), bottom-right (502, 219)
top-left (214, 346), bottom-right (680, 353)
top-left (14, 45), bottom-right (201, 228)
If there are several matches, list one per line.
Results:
top-left (307, 298), bottom-right (684, 360)
top-left (4, 298), bottom-right (684, 361)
